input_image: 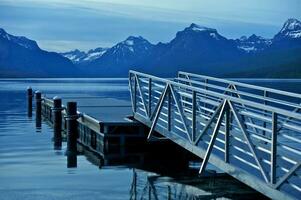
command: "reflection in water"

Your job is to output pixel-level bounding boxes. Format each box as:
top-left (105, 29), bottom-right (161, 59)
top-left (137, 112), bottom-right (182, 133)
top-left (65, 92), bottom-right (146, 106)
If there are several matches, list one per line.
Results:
top-left (27, 110), bottom-right (32, 118)
top-left (53, 137), bottom-right (62, 150)
top-left (74, 140), bottom-right (268, 200)
top-left (35, 117), bottom-right (41, 132)
top-left (129, 169), bottom-right (267, 200)
top-left (67, 154), bottom-right (77, 168)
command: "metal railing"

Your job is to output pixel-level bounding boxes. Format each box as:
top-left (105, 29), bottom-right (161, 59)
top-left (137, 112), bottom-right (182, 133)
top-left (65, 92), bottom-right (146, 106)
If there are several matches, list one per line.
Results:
top-left (129, 70), bottom-right (301, 200)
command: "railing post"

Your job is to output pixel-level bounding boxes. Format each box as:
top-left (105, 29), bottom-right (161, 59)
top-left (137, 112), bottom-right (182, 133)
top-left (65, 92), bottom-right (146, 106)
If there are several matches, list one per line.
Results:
top-left (27, 87), bottom-right (33, 117)
top-left (52, 96), bottom-right (63, 149)
top-left (134, 76), bottom-right (137, 113)
top-left (204, 79), bottom-right (208, 90)
top-left (167, 90), bottom-right (171, 131)
top-left (263, 91), bottom-right (268, 136)
top-left (66, 101), bottom-right (78, 168)
top-left (192, 91), bottom-right (196, 142)
top-left (271, 112), bottom-right (278, 184)
top-left (225, 102), bottom-right (230, 163)
top-left (204, 79), bottom-right (208, 115)
top-left (148, 78), bottom-right (152, 116)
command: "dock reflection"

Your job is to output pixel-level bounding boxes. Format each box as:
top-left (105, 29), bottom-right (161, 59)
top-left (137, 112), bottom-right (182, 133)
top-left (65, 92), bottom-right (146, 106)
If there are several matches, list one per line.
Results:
top-left (35, 117), bottom-right (41, 132)
top-left (74, 140), bottom-right (267, 200)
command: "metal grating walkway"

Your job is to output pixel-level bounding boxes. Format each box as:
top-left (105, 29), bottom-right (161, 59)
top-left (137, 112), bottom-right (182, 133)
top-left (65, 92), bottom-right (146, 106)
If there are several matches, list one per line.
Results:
top-left (129, 70), bottom-right (301, 200)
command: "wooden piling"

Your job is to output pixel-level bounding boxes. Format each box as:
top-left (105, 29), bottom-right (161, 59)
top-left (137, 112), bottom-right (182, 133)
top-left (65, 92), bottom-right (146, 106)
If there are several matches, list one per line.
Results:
top-left (35, 90), bottom-right (42, 118)
top-left (35, 90), bottom-right (42, 129)
top-left (66, 101), bottom-right (78, 167)
top-left (52, 96), bottom-right (63, 149)
top-left (27, 87), bottom-right (33, 117)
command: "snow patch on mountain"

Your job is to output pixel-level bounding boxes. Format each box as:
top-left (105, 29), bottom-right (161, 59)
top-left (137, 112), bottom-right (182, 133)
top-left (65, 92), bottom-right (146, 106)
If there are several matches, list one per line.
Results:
top-left (61, 48), bottom-right (108, 63)
top-left (189, 23), bottom-right (217, 33)
top-left (237, 34), bottom-right (271, 53)
top-left (274, 18), bottom-right (301, 40)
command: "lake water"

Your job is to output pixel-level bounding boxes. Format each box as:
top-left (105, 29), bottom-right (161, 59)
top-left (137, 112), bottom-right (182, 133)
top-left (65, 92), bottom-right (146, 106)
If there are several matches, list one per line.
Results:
top-left (0, 78), bottom-right (300, 200)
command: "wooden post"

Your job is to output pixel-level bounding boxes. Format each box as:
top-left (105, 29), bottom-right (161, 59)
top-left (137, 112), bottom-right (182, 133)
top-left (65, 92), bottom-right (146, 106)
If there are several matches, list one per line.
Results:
top-left (52, 96), bottom-right (63, 149)
top-left (27, 87), bottom-right (33, 117)
top-left (66, 101), bottom-right (78, 168)
top-left (35, 90), bottom-right (42, 129)
top-left (35, 90), bottom-right (42, 117)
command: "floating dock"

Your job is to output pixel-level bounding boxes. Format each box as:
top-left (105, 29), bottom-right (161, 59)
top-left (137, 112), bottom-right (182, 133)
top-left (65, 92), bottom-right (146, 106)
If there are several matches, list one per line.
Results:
top-left (41, 94), bottom-right (147, 157)
top-left (28, 71), bottom-right (301, 200)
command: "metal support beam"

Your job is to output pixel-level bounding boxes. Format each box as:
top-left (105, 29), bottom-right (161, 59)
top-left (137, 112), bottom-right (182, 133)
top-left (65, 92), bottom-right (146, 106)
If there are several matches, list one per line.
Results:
top-left (135, 74), bottom-right (149, 117)
top-left (229, 101), bottom-right (269, 183)
top-left (168, 91), bottom-right (171, 131)
top-left (192, 91), bottom-right (196, 142)
top-left (134, 76), bottom-right (137, 113)
top-left (263, 90), bottom-right (268, 136)
top-left (224, 103), bottom-right (230, 163)
top-left (148, 78), bottom-right (152, 115)
top-left (199, 100), bottom-right (227, 174)
top-left (147, 85), bottom-right (169, 139)
top-left (274, 162), bottom-right (301, 189)
top-left (194, 101), bottom-right (224, 145)
top-left (169, 85), bottom-right (192, 142)
top-left (271, 112), bottom-right (278, 184)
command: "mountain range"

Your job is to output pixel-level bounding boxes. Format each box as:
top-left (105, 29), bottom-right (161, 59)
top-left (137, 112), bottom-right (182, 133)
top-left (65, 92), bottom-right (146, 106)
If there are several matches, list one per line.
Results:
top-left (1, 18), bottom-right (301, 78)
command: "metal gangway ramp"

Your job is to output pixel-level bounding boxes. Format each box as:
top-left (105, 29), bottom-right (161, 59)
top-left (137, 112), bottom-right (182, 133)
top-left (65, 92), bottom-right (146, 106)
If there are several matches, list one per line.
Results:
top-left (129, 70), bottom-right (301, 200)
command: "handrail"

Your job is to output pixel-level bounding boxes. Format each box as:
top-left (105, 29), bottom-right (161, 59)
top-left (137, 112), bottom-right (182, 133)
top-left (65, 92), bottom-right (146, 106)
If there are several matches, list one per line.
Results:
top-left (178, 71), bottom-right (301, 99)
top-left (175, 77), bottom-right (301, 110)
top-left (129, 70), bottom-right (301, 120)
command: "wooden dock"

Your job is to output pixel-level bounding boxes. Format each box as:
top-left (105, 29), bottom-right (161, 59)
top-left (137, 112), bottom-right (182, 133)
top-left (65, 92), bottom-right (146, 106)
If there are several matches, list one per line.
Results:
top-left (40, 94), bottom-right (147, 158)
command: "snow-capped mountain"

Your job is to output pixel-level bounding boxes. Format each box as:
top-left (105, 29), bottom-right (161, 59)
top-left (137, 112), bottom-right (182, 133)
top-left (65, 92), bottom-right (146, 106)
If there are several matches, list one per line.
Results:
top-left (73, 19), bottom-right (301, 77)
top-left (274, 18), bottom-right (301, 40)
top-left (235, 19), bottom-right (301, 53)
top-left (0, 28), bottom-right (39, 50)
top-left (141, 23), bottom-right (242, 76)
top-left (80, 36), bottom-right (154, 76)
top-left (1, 18), bottom-right (301, 78)
top-left (271, 18), bottom-right (301, 49)
top-left (106, 36), bottom-right (153, 57)
top-left (236, 34), bottom-right (271, 53)
top-left (181, 23), bottom-right (226, 40)
top-left (61, 47), bottom-right (108, 63)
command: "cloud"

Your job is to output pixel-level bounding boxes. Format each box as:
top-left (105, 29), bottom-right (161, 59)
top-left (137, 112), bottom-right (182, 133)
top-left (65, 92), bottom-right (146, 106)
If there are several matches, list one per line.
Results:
top-left (0, 0), bottom-right (299, 51)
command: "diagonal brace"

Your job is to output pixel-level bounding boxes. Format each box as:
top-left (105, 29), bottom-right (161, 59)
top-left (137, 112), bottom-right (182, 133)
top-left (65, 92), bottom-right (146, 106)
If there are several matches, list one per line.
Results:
top-left (147, 84), bottom-right (169, 140)
top-left (135, 74), bottom-right (149, 117)
top-left (229, 100), bottom-right (269, 183)
top-left (199, 100), bottom-right (227, 174)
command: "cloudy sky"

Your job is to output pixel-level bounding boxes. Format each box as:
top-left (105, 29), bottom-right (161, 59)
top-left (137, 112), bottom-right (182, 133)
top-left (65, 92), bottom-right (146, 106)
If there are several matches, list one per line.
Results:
top-left (0, 0), bottom-right (300, 52)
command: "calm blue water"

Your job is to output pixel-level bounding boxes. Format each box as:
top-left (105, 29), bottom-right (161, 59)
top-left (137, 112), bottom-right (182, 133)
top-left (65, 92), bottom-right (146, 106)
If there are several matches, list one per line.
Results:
top-left (0, 78), bottom-right (300, 200)
top-left (0, 79), bottom-right (132, 200)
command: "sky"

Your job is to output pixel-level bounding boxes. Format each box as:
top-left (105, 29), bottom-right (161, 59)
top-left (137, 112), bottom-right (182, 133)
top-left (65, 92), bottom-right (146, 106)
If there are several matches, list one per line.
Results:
top-left (0, 0), bottom-right (300, 52)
